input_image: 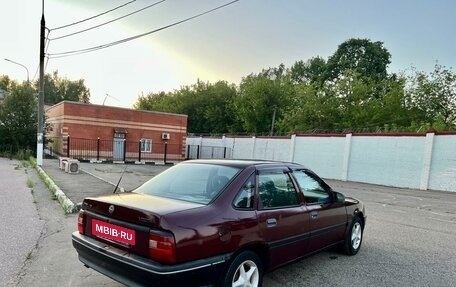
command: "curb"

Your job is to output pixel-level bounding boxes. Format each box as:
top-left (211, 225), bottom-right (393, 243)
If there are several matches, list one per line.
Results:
top-left (33, 163), bottom-right (126, 214)
top-left (35, 165), bottom-right (78, 214)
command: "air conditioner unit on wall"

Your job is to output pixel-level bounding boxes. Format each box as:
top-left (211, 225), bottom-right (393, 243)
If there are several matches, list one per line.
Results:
top-left (162, 133), bottom-right (170, 140)
top-left (65, 159), bottom-right (80, 174)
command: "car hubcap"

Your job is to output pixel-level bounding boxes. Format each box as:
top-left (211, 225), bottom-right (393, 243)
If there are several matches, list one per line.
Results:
top-left (351, 222), bottom-right (362, 250)
top-left (232, 260), bottom-right (259, 287)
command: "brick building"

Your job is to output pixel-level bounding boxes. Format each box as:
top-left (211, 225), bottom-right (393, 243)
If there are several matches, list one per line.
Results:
top-left (45, 101), bottom-right (188, 163)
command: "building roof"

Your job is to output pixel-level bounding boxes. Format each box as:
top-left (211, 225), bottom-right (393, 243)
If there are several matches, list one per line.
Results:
top-left (45, 100), bottom-right (188, 118)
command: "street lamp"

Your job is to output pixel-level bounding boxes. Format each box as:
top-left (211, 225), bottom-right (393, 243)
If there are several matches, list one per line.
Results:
top-left (4, 58), bottom-right (30, 83)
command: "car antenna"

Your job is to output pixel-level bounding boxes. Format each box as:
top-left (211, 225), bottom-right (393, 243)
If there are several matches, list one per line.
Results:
top-left (113, 165), bottom-right (128, 193)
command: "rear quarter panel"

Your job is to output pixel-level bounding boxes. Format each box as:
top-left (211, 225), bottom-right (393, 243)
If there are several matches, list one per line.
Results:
top-left (162, 204), bottom-right (259, 263)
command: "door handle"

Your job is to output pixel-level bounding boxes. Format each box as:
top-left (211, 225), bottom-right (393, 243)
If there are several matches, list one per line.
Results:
top-left (310, 211), bottom-right (318, 219)
top-left (266, 218), bottom-right (277, 227)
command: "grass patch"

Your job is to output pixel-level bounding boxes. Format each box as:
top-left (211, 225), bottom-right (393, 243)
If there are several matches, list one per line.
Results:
top-left (15, 160), bottom-right (31, 170)
top-left (26, 178), bottom-right (34, 188)
top-left (21, 160), bottom-right (31, 168)
top-left (16, 149), bottom-right (34, 161)
top-left (29, 156), bottom-right (37, 168)
top-left (0, 149), bottom-right (34, 161)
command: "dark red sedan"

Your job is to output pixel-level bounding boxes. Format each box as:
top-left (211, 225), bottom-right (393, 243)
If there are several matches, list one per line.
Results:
top-left (72, 159), bottom-right (366, 287)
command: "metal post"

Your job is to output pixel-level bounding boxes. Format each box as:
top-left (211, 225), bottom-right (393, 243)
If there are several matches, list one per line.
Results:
top-left (138, 140), bottom-right (142, 162)
top-left (197, 145), bottom-right (200, 159)
top-left (66, 136), bottom-right (70, 158)
top-left (164, 142), bottom-right (168, 164)
top-left (123, 139), bottom-right (126, 162)
top-left (97, 138), bottom-right (100, 161)
top-left (223, 147), bottom-right (227, 159)
top-left (186, 145), bottom-right (190, 159)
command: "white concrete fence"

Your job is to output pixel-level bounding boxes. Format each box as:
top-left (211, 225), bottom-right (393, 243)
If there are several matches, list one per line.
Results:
top-left (186, 132), bottom-right (456, 192)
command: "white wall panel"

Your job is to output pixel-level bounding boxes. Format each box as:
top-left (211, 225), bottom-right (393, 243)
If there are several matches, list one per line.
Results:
top-left (186, 134), bottom-right (456, 192)
top-left (254, 138), bottom-right (290, 161)
top-left (428, 135), bottom-right (456, 192)
top-left (348, 136), bottom-right (425, 189)
top-left (293, 136), bottom-right (345, 179)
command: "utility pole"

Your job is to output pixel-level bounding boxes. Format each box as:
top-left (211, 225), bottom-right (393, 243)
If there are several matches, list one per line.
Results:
top-left (37, 0), bottom-right (45, 166)
top-left (269, 106), bottom-right (277, 136)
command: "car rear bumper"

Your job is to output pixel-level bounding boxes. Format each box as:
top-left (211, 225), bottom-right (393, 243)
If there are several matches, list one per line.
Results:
top-left (72, 232), bottom-right (231, 287)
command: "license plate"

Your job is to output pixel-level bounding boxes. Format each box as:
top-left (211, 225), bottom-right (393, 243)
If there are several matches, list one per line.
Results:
top-left (92, 219), bottom-right (136, 246)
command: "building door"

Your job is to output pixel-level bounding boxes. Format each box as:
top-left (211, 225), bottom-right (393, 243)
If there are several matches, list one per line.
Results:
top-left (113, 132), bottom-right (126, 161)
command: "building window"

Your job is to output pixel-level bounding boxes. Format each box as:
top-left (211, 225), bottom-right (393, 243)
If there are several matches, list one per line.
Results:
top-left (141, 139), bottom-right (152, 152)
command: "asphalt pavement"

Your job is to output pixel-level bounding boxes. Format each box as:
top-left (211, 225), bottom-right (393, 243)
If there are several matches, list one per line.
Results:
top-left (0, 158), bottom-right (44, 287)
top-left (4, 158), bottom-right (456, 286)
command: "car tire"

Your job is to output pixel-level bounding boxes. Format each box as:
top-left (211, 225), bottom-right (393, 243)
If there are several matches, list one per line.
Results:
top-left (342, 216), bottom-right (363, 255)
top-left (222, 251), bottom-right (263, 287)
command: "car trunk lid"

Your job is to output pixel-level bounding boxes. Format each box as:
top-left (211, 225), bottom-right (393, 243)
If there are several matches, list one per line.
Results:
top-left (80, 192), bottom-right (204, 261)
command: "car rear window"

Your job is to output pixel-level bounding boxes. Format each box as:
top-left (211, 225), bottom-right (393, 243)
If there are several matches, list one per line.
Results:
top-left (134, 163), bottom-right (241, 204)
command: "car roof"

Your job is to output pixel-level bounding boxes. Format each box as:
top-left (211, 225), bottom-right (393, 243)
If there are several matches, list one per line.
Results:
top-left (182, 159), bottom-right (303, 169)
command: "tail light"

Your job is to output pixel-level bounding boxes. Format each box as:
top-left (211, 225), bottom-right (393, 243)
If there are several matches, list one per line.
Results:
top-left (78, 210), bottom-right (86, 234)
top-left (148, 231), bottom-right (176, 264)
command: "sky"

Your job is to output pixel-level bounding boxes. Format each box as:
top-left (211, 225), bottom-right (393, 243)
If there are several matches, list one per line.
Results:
top-left (1, 0), bottom-right (456, 108)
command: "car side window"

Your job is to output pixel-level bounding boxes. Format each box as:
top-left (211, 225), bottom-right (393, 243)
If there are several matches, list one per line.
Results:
top-left (293, 170), bottom-right (330, 204)
top-left (258, 172), bottom-right (299, 209)
top-left (233, 175), bottom-right (255, 209)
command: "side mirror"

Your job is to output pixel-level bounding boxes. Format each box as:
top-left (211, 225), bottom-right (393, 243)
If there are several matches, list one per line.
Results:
top-left (334, 191), bottom-right (345, 203)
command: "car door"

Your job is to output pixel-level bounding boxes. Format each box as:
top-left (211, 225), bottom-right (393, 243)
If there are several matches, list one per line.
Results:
top-left (256, 167), bottom-right (311, 268)
top-left (292, 169), bottom-right (347, 252)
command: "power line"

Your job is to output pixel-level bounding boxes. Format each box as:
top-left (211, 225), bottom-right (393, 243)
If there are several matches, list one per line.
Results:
top-left (49, 0), bottom-right (166, 41)
top-left (50, 0), bottom-right (137, 31)
top-left (47, 0), bottom-right (241, 59)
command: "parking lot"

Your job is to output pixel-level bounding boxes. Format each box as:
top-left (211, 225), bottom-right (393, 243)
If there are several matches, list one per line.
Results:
top-left (14, 162), bottom-right (456, 287)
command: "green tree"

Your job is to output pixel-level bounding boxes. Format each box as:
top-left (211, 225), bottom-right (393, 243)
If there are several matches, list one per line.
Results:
top-left (0, 80), bottom-right (37, 150)
top-left (325, 70), bottom-right (420, 131)
top-left (406, 64), bottom-right (456, 129)
top-left (290, 57), bottom-right (327, 85)
top-left (277, 83), bottom-right (340, 133)
top-left (135, 80), bottom-right (239, 134)
top-left (134, 91), bottom-right (174, 112)
top-left (135, 39), bottom-right (456, 134)
top-left (235, 66), bottom-right (293, 134)
top-left (0, 75), bottom-right (11, 91)
top-left (325, 38), bottom-right (391, 82)
top-left (194, 81), bottom-right (238, 134)
top-left (279, 71), bottom-right (415, 133)
top-left (40, 71), bottom-right (90, 104)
